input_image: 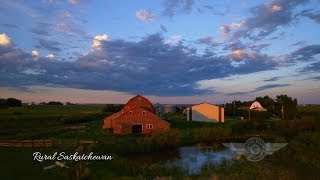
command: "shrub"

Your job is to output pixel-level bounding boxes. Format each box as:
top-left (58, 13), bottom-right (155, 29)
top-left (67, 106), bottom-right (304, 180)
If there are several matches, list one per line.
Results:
top-left (137, 130), bottom-right (182, 152)
top-left (6, 98), bottom-right (22, 107)
top-left (192, 127), bottom-right (231, 142)
top-left (101, 104), bottom-right (123, 114)
top-left (61, 113), bottom-right (102, 124)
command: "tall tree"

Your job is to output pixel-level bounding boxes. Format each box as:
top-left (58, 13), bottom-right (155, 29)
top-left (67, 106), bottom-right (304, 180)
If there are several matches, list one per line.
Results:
top-left (6, 98), bottom-right (22, 107)
top-left (274, 94), bottom-right (297, 120)
top-left (255, 95), bottom-right (275, 113)
top-left (0, 98), bottom-right (7, 108)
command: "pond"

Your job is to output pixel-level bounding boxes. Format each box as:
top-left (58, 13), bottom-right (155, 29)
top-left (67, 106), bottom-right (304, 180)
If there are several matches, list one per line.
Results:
top-left (164, 145), bottom-right (239, 175)
top-left (128, 143), bottom-right (240, 175)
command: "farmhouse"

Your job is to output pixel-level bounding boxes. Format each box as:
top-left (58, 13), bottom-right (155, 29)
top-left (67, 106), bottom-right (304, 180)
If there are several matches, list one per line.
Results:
top-left (185, 103), bottom-right (224, 123)
top-left (245, 101), bottom-right (267, 111)
top-left (103, 95), bottom-right (170, 134)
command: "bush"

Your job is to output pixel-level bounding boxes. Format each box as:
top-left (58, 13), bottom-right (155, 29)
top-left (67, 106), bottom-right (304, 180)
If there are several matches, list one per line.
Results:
top-left (6, 98), bottom-right (22, 107)
top-left (47, 101), bottom-right (63, 105)
top-left (138, 130), bottom-right (182, 152)
top-left (191, 127), bottom-right (231, 142)
top-left (242, 110), bottom-right (271, 120)
top-left (102, 104), bottom-right (123, 114)
top-left (61, 113), bottom-right (102, 124)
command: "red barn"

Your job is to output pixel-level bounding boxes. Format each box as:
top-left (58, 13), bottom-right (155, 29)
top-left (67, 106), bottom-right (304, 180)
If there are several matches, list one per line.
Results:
top-left (103, 95), bottom-right (170, 134)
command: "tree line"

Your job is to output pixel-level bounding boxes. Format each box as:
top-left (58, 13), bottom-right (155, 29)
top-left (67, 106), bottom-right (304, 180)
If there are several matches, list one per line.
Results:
top-left (0, 98), bottom-right (22, 107)
top-left (0, 98), bottom-right (74, 107)
top-left (224, 94), bottom-right (298, 120)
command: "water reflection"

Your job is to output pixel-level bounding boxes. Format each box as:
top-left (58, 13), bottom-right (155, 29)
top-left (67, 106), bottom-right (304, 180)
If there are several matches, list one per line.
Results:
top-left (165, 145), bottom-right (238, 175)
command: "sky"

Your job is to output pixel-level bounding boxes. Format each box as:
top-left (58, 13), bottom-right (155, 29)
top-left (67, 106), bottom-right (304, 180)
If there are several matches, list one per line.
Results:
top-left (0, 0), bottom-right (319, 104)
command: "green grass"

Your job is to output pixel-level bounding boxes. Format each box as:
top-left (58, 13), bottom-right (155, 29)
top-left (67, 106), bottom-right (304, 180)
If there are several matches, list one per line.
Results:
top-left (0, 147), bottom-right (77, 180)
top-left (0, 105), bottom-right (105, 139)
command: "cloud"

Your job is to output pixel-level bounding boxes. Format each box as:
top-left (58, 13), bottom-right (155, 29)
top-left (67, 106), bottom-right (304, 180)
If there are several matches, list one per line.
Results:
top-left (254, 84), bottom-right (290, 91)
top-left (300, 61), bottom-right (320, 73)
top-left (0, 33), bottom-right (11, 46)
top-left (292, 41), bottom-right (306, 46)
top-left (56, 24), bottom-right (73, 32)
top-left (60, 11), bottom-right (71, 19)
top-left (298, 9), bottom-right (320, 23)
top-left (230, 49), bottom-right (245, 60)
top-left (197, 4), bottom-right (225, 16)
top-left (92, 34), bottom-right (108, 50)
top-left (31, 26), bottom-right (51, 36)
top-left (227, 47), bottom-right (258, 60)
top-left (197, 36), bottom-right (214, 45)
top-left (42, 0), bottom-right (58, 4)
top-left (160, 25), bottom-right (168, 32)
top-left (220, 25), bottom-right (230, 37)
top-left (22, 68), bottom-right (46, 75)
top-left (46, 54), bottom-right (55, 59)
top-left (249, 43), bottom-right (270, 51)
top-left (162, 0), bottom-right (196, 17)
top-left (226, 91), bottom-right (250, 96)
top-left (165, 35), bottom-right (183, 44)
top-left (136, 9), bottom-right (154, 22)
top-left (68, 0), bottom-right (80, 5)
top-left (55, 23), bottom-right (86, 35)
top-left (32, 50), bottom-right (39, 60)
top-left (2, 23), bottom-right (20, 29)
top-left (94, 34), bottom-right (108, 41)
top-left (308, 76), bottom-right (320, 81)
top-left (271, 5), bottom-right (282, 12)
top-left (230, 21), bottom-right (245, 28)
top-left (0, 34), bottom-right (281, 96)
top-left (264, 77), bottom-right (281, 82)
top-left (226, 83), bottom-right (291, 95)
top-left (231, 0), bottom-right (310, 40)
top-left (220, 21), bottom-right (244, 37)
top-left (37, 39), bottom-right (62, 52)
top-left (247, 51), bottom-right (257, 58)
top-left (289, 45), bottom-right (320, 61)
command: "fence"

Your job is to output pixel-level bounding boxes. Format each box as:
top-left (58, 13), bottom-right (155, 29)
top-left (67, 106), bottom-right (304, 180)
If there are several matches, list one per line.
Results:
top-left (0, 139), bottom-right (96, 148)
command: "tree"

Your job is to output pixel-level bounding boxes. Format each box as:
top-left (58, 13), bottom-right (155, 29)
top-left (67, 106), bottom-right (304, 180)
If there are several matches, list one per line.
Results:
top-left (255, 95), bottom-right (275, 113)
top-left (6, 98), bottom-right (22, 107)
top-left (102, 104), bottom-right (124, 114)
top-left (0, 98), bottom-right (8, 108)
top-left (224, 101), bottom-right (247, 117)
top-left (47, 101), bottom-right (63, 105)
top-left (274, 94), bottom-right (297, 120)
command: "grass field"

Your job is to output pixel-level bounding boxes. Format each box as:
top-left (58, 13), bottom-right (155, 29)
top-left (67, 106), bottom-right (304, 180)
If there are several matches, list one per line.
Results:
top-left (0, 104), bottom-right (319, 179)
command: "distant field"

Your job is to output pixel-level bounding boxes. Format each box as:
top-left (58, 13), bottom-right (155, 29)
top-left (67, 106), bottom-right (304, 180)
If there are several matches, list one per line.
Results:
top-left (0, 105), bottom-right (105, 139)
top-left (298, 105), bottom-right (320, 115)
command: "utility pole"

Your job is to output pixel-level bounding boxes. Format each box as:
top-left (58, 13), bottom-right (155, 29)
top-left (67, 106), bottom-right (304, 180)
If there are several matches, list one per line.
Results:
top-left (281, 105), bottom-right (284, 119)
top-left (233, 97), bottom-right (236, 118)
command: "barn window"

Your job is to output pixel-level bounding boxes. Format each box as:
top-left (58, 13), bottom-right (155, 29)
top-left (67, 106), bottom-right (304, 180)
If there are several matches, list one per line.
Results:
top-left (129, 111), bottom-right (133, 115)
top-left (142, 111), bottom-right (146, 115)
top-left (146, 124), bottom-right (153, 129)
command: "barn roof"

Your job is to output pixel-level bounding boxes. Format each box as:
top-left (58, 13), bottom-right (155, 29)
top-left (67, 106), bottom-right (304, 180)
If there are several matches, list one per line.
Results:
top-left (187, 102), bottom-right (223, 108)
top-left (123, 95), bottom-right (155, 111)
top-left (244, 100), bottom-right (262, 107)
top-left (111, 105), bottom-right (170, 126)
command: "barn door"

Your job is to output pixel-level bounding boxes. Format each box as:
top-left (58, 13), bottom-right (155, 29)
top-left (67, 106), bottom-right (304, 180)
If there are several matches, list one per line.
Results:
top-left (132, 124), bottom-right (142, 133)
